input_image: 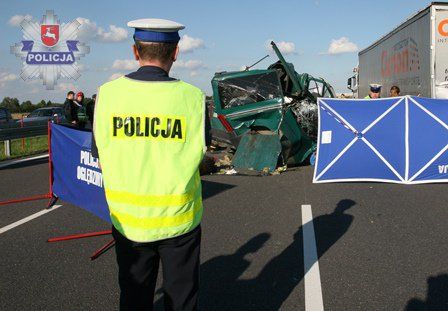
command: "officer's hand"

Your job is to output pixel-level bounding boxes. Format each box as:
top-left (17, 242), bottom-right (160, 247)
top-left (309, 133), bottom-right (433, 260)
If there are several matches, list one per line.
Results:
top-left (199, 156), bottom-right (217, 175)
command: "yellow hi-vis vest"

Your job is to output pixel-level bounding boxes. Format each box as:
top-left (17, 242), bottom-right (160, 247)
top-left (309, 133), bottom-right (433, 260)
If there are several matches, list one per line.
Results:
top-left (94, 77), bottom-right (205, 242)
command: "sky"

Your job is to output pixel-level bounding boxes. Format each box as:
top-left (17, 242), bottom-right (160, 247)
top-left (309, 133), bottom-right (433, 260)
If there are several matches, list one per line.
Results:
top-left (0, 0), bottom-right (439, 103)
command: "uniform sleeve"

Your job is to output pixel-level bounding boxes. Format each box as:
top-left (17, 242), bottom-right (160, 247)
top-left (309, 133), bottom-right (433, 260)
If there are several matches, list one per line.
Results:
top-left (72, 104), bottom-right (79, 122)
top-left (91, 133), bottom-right (99, 159)
top-left (91, 90), bottom-right (100, 159)
top-left (63, 100), bottom-right (73, 122)
top-left (204, 102), bottom-right (212, 147)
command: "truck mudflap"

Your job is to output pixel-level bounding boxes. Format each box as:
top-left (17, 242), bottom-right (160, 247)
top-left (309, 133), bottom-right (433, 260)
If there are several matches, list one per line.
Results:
top-left (232, 132), bottom-right (282, 173)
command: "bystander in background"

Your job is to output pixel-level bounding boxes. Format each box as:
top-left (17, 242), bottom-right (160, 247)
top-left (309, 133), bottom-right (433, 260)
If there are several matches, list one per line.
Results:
top-left (390, 86), bottom-right (401, 97)
top-left (74, 92), bottom-right (87, 129)
top-left (63, 91), bottom-right (79, 127)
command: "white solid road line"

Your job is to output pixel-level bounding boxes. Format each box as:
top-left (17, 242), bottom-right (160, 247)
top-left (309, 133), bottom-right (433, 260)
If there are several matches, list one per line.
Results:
top-left (0, 154), bottom-right (48, 169)
top-left (0, 205), bottom-right (61, 235)
top-left (302, 204), bottom-right (324, 311)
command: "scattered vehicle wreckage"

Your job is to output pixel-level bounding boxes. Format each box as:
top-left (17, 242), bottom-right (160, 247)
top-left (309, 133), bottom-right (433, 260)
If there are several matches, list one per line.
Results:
top-left (208, 41), bottom-right (335, 174)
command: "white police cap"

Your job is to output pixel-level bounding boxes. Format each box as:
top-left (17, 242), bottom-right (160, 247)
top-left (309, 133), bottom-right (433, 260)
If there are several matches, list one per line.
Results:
top-left (128, 18), bottom-right (185, 43)
top-left (369, 83), bottom-right (382, 92)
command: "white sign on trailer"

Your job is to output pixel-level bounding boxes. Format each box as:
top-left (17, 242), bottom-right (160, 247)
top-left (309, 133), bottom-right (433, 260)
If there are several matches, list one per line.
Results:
top-left (435, 8), bottom-right (448, 98)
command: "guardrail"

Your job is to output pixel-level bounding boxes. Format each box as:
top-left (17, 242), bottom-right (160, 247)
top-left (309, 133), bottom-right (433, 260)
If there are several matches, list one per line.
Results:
top-left (0, 124), bottom-right (48, 140)
top-left (0, 124), bottom-right (49, 157)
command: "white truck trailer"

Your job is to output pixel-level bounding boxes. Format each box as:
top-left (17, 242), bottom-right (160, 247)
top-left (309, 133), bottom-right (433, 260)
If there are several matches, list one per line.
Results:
top-left (348, 2), bottom-right (448, 98)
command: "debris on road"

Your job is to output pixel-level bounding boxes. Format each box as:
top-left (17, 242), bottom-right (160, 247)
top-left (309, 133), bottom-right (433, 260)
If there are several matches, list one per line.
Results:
top-left (199, 154), bottom-right (218, 175)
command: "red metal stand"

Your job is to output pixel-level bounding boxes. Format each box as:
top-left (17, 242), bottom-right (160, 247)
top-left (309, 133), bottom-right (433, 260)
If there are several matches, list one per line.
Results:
top-left (0, 193), bottom-right (52, 206)
top-left (45, 122), bottom-right (57, 208)
top-left (47, 230), bottom-right (115, 261)
top-left (0, 121), bottom-right (55, 207)
top-left (2, 122), bottom-right (114, 260)
top-left (47, 230), bottom-right (112, 242)
top-left (90, 239), bottom-right (115, 261)
top-left (20, 116), bottom-right (24, 151)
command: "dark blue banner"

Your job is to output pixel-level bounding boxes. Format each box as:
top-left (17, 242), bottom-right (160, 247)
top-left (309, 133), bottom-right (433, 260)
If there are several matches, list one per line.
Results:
top-left (51, 124), bottom-right (110, 222)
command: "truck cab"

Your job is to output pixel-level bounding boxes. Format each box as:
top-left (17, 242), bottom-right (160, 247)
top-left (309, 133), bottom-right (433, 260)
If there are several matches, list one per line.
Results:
top-left (347, 67), bottom-right (359, 98)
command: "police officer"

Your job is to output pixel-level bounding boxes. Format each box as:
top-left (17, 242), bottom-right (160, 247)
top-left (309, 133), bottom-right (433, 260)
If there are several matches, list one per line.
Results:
top-left (365, 83), bottom-right (382, 99)
top-left (74, 91), bottom-right (87, 129)
top-left (91, 19), bottom-right (205, 311)
top-left (63, 90), bottom-right (78, 126)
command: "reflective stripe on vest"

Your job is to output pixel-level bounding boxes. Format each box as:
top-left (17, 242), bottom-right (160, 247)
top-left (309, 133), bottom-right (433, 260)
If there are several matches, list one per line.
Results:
top-left (105, 173), bottom-right (201, 207)
top-left (110, 198), bottom-right (202, 229)
top-left (94, 77), bottom-right (205, 242)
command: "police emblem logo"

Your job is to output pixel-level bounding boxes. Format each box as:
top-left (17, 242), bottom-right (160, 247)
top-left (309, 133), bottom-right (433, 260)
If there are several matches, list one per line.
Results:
top-left (40, 24), bottom-right (59, 47)
top-left (11, 10), bottom-right (90, 90)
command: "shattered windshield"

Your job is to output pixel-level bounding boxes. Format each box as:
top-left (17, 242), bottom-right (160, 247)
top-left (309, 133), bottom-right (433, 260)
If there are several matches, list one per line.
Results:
top-left (308, 80), bottom-right (324, 98)
top-left (218, 72), bottom-right (283, 109)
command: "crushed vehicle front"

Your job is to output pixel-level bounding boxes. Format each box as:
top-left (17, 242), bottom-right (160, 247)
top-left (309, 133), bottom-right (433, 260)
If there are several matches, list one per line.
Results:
top-left (209, 41), bottom-right (336, 173)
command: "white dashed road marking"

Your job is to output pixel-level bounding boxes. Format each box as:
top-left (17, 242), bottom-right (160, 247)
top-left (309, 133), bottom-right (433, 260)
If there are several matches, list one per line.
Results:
top-left (0, 205), bottom-right (61, 235)
top-left (302, 204), bottom-right (324, 311)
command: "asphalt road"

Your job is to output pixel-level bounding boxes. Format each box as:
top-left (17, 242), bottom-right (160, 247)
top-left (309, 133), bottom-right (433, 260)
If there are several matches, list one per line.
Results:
top-left (0, 158), bottom-right (447, 310)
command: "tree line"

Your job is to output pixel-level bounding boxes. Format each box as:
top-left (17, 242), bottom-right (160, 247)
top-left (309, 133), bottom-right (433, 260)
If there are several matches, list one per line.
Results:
top-left (0, 97), bottom-right (62, 113)
top-left (2, 95), bottom-right (211, 114)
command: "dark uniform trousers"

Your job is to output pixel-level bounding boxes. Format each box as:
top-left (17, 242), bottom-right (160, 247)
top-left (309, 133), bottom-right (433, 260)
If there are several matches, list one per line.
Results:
top-left (112, 225), bottom-right (201, 311)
